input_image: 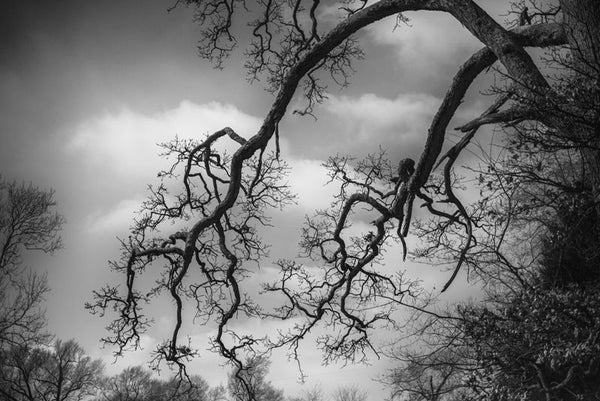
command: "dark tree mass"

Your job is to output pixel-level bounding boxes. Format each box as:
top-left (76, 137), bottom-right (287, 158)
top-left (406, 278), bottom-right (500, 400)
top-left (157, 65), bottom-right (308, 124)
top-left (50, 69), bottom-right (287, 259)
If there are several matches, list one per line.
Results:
top-left (86, 0), bottom-right (600, 399)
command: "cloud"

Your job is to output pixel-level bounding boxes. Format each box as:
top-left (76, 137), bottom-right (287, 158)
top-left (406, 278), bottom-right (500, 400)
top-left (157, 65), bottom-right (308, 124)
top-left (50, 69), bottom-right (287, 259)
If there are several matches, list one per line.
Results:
top-left (326, 92), bottom-right (439, 139)
top-left (288, 158), bottom-right (337, 211)
top-left (367, 11), bottom-right (482, 81)
top-left (83, 198), bottom-right (142, 234)
top-left (66, 100), bottom-right (263, 180)
top-left (315, 92), bottom-right (440, 159)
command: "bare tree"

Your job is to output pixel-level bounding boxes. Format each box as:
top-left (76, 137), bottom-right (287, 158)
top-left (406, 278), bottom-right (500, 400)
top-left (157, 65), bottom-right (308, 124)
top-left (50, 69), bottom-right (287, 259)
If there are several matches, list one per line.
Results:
top-left (332, 385), bottom-right (367, 401)
top-left (0, 179), bottom-right (64, 349)
top-left (97, 365), bottom-right (153, 401)
top-left (96, 365), bottom-right (225, 401)
top-left (228, 356), bottom-right (285, 401)
top-left (0, 339), bottom-right (104, 401)
top-left (291, 385), bottom-right (325, 401)
top-left (88, 0), bottom-right (599, 394)
top-left (384, 328), bottom-right (476, 401)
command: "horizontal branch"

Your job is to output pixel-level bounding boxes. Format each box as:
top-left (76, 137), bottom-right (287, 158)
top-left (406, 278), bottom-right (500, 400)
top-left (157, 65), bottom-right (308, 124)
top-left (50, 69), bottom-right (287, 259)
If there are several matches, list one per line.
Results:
top-left (456, 107), bottom-right (538, 132)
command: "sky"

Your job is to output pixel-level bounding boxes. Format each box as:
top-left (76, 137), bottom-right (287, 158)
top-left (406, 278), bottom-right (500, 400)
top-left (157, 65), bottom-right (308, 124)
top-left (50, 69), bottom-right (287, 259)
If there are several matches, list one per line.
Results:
top-left (1, 0), bottom-right (511, 398)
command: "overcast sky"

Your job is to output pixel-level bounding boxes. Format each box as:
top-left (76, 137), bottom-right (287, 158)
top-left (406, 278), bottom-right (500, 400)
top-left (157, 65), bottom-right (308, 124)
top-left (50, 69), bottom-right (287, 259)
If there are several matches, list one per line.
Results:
top-left (1, 0), bottom-right (510, 398)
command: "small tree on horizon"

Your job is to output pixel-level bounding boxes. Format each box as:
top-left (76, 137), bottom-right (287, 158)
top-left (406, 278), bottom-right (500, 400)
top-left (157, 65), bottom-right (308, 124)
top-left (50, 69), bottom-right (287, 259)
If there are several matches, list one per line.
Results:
top-left (227, 356), bottom-right (285, 401)
top-left (0, 339), bottom-right (104, 401)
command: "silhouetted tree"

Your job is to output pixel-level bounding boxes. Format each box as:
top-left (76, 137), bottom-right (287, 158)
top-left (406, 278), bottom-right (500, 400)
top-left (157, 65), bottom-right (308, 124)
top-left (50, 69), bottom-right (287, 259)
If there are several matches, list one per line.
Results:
top-left (96, 365), bottom-right (225, 401)
top-left (97, 365), bottom-right (152, 401)
top-left (332, 385), bottom-right (367, 401)
top-left (228, 356), bottom-right (284, 401)
top-left (88, 0), bottom-right (600, 397)
top-left (0, 339), bottom-right (104, 401)
top-left (0, 179), bottom-right (64, 349)
top-left (288, 385), bottom-right (324, 401)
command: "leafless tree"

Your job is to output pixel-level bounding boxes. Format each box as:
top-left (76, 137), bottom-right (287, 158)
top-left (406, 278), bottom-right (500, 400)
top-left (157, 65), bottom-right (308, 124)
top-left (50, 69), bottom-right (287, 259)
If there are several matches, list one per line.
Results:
top-left (228, 356), bottom-right (284, 401)
top-left (0, 179), bottom-right (64, 349)
top-left (88, 0), bottom-right (599, 395)
top-left (96, 366), bottom-right (224, 401)
top-left (0, 339), bottom-right (104, 401)
top-left (96, 365), bottom-right (153, 401)
top-left (332, 385), bottom-right (367, 401)
top-left (383, 322), bottom-right (477, 401)
top-left (294, 385), bottom-right (325, 401)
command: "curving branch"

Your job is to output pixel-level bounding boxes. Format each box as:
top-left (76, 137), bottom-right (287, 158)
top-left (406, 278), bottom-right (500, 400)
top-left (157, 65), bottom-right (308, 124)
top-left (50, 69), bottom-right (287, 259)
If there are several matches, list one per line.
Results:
top-left (91, 0), bottom-right (574, 385)
top-left (410, 21), bottom-right (566, 290)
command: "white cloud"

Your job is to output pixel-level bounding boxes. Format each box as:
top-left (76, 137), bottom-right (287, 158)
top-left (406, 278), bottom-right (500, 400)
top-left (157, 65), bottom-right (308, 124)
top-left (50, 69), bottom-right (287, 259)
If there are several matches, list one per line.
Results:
top-left (367, 11), bottom-right (481, 76)
top-left (66, 100), bottom-right (263, 179)
top-left (287, 158), bottom-right (337, 211)
top-left (324, 92), bottom-right (440, 143)
top-left (84, 198), bottom-right (142, 234)
top-left (61, 100), bottom-right (267, 234)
